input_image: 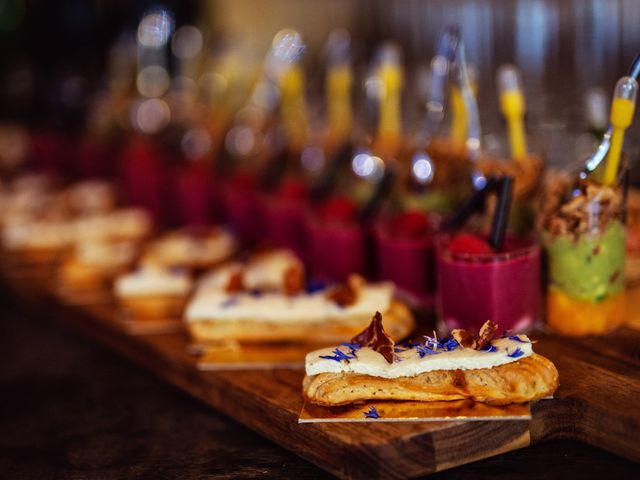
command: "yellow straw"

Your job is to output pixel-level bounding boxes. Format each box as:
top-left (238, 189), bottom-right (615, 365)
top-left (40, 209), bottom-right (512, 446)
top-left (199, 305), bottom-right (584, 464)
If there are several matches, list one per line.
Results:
top-left (327, 64), bottom-right (353, 145)
top-left (279, 65), bottom-right (309, 150)
top-left (603, 96), bottom-right (635, 185)
top-left (450, 86), bottom-right (466, 144)
top-left (376, 62), bottom-right (403, 157)
top-left (497, 65), bottom-right (528, 161)
top-left (450, 80), bottom-right (477, 146)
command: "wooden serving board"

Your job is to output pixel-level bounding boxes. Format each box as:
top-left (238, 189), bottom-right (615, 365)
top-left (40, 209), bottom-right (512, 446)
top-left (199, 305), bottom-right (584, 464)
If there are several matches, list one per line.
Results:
top-left (2, 271), bottom-right (640, 479)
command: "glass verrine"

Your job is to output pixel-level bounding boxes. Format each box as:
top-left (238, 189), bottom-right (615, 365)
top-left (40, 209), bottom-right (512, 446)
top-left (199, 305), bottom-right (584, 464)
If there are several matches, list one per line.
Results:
top-left (541, 167), bottom-right (627, 336)
top-left (374, 210), bottom-right (438, 306)
top-left (436, 234), bottom-right (541, 332)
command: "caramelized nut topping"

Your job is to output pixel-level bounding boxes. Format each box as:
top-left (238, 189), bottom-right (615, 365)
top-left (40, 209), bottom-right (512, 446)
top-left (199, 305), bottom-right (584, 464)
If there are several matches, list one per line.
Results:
top-left (225, 270), bottom-right (244, 293)
top-left (477, 320), bottom-right (498, 349)
top-left (451, 320), bottom-right (498, 350)
top-left (283, 263), bottom-right (304, 295)
top-left (326, 283), bottom-right (357, 307)
top-left (351, 311), bottom-right (396, 364)
top-left (325, 274), bottom-right (364, 307)
top-left (451, 329), bottom-right (478, 349)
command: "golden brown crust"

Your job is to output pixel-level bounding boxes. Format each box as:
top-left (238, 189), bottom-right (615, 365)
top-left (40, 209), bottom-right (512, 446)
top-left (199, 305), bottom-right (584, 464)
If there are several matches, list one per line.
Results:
top-left (186, 300), bottom-right (414, 344)
top-left (119, 294), bottom-right (187, 320)
top-left (303, 353), bottom-right (559, 406)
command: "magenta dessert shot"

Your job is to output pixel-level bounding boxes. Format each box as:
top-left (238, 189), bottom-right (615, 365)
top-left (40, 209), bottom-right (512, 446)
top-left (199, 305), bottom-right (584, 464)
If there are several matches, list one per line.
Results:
top-left (374, 210), bottom-right (438, 305)
top-left (261, 178), bottom-right (308, 258)
top-left (306, 196), bottom-right (366, 282)
top-left (436, 233), bottom-right (541, 332)
top-left (221, 171), bottom-right (263, 245)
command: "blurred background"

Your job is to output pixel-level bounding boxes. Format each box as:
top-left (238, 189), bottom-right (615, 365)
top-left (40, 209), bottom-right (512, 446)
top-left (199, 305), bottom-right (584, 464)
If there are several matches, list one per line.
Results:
top-left (0, 0), bottom-right (639, 170)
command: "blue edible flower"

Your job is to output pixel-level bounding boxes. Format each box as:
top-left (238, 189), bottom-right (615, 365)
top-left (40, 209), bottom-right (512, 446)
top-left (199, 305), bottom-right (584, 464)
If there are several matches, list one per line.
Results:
top-left (439, 338), bottom-right (459, 351)
top-left (220, 297), bottom-right (239, 308)
top-left (415, 344), bottom-right (439, 358)
top-left (364, 405), bottom-right (380, 419)
top-left (507, 347), bottom-right (524, 358)
top-left (319, 346), bottom-right (358, 363)
top-left (480, 343), bottom-right (497, 353)
top-left (306, 279), bottom-right (327, 293)
top-left (340, 342), bottom-right (361, 357)
top-left (508, 335), bottom-right (530, 343)
top-left (248, 289), bottom-right (263, 297)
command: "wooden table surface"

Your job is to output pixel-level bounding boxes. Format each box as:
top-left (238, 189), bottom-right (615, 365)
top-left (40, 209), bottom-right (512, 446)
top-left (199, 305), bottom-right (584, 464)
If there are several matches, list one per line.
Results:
top-left (0, 290), bottom-right (637, 479)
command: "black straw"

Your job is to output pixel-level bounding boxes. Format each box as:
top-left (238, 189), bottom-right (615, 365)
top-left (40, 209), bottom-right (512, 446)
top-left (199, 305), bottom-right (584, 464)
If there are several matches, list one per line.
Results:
top-left (359, 164), bottom-right (396, 225)
top-left (489, 176), bottom-right (513, 251)
top-left (441, 176), bottom-right (499, 231)
top-left (309, 142), bottom-right (352, 203)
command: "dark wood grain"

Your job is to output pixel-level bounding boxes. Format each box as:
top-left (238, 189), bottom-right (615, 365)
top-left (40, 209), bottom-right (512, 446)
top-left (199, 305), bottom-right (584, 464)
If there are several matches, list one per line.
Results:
top-left (2, 270), bottom-right (639, 479)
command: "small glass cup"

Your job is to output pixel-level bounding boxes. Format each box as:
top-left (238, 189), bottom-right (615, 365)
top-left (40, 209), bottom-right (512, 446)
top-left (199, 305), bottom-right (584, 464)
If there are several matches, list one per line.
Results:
top-left (261, 178), bottom-right (308, 259)
top-left (305, 196), bottom-right (366, 282)
top-left (221, 171), bottom-right (263, 246)
top-left (436, 234), bottom-right (541, 332)
top-left (542, 167), bottom-right (627, 336)
top-left (374, 210), bottom-right (438, 306)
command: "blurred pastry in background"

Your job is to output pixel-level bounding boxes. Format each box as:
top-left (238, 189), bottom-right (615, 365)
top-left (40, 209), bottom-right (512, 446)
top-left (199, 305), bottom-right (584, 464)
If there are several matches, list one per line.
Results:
top-left (141, 226), bottom-right (237, 273)
top-left (114, 265), bottom-right (193, 320)
top-left (185, 249), bottom-right (414, 344)
top-left (73, 207), bottom-right (152, 244)
top-left (63, 180), bottom-right (118, 216)
top-left (58, 240), bottom-right (138, 294)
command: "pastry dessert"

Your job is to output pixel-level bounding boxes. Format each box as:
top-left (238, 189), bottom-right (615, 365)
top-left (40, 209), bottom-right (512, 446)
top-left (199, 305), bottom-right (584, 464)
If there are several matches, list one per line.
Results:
top-left (303, 316), bottom-right (558, 406)
top-left (73, 208), bottom-right (152, 243)
top-left (1, 217), bottom-right (72, 264)
top-left (185, 249), bottom-right (414, 344)
top-left (141, 226), bottom-right (237, 272)
top-left (63, 180), bottom-right (117, 216)
top-left (58, 240), bottom-right (138, 292)
top-left (114, 265), bottom-right (193, 320)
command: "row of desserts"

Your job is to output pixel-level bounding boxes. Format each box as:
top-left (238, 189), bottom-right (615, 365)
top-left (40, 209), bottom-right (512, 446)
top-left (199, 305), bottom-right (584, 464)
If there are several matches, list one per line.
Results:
top-left (0, 174), bottom-right (559, 411)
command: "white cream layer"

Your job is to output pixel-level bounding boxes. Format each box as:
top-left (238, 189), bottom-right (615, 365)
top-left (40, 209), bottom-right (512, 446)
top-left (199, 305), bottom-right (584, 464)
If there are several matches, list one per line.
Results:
top-left (193, 249), bottom-right (301, 295)
top-left (75, 241), bottom-right (137, 268)
top-left (242, 249), bottom-right (301, 291)
top-left (305, 336), bottom-right (533, 378)
top-left (73, 208), bottom-right (151, 242)
top-left (143, 229), bottom-right (236, 266)
top-left (115, 267), bottom-right (192, 297)
top-left (185, 282), bottom-right (393, 324)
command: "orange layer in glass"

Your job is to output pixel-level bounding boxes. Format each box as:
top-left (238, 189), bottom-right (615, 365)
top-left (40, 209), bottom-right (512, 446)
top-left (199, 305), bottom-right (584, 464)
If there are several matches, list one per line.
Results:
top-left (547, 286), bottom-right (625, 336)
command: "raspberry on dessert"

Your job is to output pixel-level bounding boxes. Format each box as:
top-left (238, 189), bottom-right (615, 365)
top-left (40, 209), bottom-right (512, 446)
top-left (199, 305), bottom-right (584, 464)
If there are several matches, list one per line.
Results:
top-left (448, 233), bottom-right (493, 254)
top-left (391, 210), bottom-right (431, 239)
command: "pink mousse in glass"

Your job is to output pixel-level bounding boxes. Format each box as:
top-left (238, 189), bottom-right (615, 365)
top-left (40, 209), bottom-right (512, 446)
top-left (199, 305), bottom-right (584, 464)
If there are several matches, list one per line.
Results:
top-left (436, 233), bottom-right (540, 332)
top-left (261, 178), bottom-right (308, 259)
top-left (375, 210), bottom-right (438, 305)
top-left (222, 171), bottom-right (263, 246)
top-left (306, 196), bottom-right (366, 282)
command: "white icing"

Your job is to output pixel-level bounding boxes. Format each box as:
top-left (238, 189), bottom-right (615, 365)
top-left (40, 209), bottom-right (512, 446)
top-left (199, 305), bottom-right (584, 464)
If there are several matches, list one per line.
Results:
top-left (66, 181), bottom-right (116, 214)
top-left (115, 266), bottom-right (192, 297)
top-left (74, 241), bottom-right (137, 268)
top-left (195, 262), bottom-right (243, 294)
top-left (242, 249), bottom-right (301, 291)
top-left (143, 229), bottom-right (236, 267)
top-left (2, 220), bottom-right (71, 249)
top-left (185, 282), bottom-right (393, 324)
top-left (305, 336), bottom-right (533, 378)
top-left (73, 208), bottom-right (151, 242)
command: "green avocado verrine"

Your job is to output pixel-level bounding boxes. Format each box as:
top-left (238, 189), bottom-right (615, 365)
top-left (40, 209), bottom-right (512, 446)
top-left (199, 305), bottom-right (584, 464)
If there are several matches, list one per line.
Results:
top-left (543, 220), bottom-right (625, 303)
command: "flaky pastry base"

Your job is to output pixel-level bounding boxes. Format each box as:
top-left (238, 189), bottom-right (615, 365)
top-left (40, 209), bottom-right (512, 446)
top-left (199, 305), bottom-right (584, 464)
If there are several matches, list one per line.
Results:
top-left (186, 300), bottom-right (414, 344)
top-left (303, 353), bottom-right (559, 406)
